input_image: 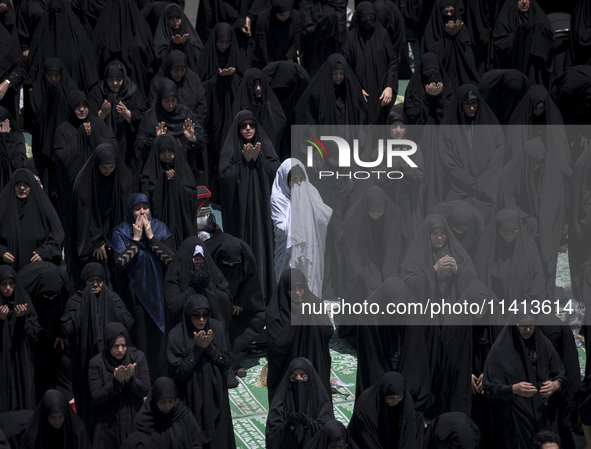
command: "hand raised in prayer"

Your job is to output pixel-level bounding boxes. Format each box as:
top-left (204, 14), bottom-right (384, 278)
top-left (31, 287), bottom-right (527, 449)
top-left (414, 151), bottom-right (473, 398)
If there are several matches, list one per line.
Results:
top-left (242, 16), bottom-right (252, 36)
top-left (232, 305), bottom-right (243, 316)
top-left (165, 169), bottom-right (175, 181)
top-left (379, 87), bottom-right (393, 107)
top-left (251, 141), bottom-right (261, 161)
top-left (30, 251), bottom-right (42, 263)
top-left (0, 118), bottom-right (10, 133)
top-left (156, 121), bottom-right (167, 136)
top-left (183, 118), bottom-right (196, 142)
top-left (124, 363), bottom-right (136, 381)
top-left (0, 3), bottom-right (7, 12)
top-left (172, 33), bottom-right (189, 45)
top-left (99, 99), bottom-right (111, 120)
top-left (193, 329), bottom-right (213, 348)
top-left (92, 243), bottom-right (108, 261)
top-left (15, 303), bottom-right (28, 318)
top-left (142, 216), bottom-right (154, 240)
top-left (116, 101), bottom-right (131, 123)
top-left (512, 381), bottom-right (537, 397)
top-left (132, 216), bottom-right (144, 241)
top-left (242, 143), bottom-right (254, 162)
top-left (471, 373), bottom-right (484, 394)
top-left (114, 366), bottom-right (126, 382)
top-left (539, 380), bottom-right (560, 398)
top-left (434, 255), bottom-right (457, 273)
top-left (2, 251), bottom-right (14, 263)
top-left (0, 80), bottom-right (9, 100)
top-left (0, 305), bottom-right (9, 320)
top-left (362, 89), bottom-right (369, 103)
top-left (425, 82), bottom-right (444, 96)
top-left (218, 67), bottom-right (236, 77)
top-left (444, 19), bottom-right (463, 36)
top-left (54, 337), bottom-right (67, 351)
top-left (83, 122), bottom-right (92, 137)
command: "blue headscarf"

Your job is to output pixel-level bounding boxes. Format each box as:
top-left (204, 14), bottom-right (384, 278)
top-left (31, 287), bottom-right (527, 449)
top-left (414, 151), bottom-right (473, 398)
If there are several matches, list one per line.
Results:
top-left (111, 193), bottom-right (172, 333)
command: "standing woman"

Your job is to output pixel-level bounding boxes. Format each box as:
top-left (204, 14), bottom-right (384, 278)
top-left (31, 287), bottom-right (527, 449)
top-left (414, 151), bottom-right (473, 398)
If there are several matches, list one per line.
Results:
top-left (88, 322), bottom-right (151, 449)
top-left (0, 266), bottom-right (40, 413)
top-left (0, 168), bottom-right (64, 271)
top-left (111, 193), bottom-right (175, 380)
top-left (0, 106), bottom-right (26, 191)
top-left (219, 110), bottom-right (280, 302)
top-left (255, 0), bottom-right (302, 67)
top-left (167, 294), bottom-right (235, 449)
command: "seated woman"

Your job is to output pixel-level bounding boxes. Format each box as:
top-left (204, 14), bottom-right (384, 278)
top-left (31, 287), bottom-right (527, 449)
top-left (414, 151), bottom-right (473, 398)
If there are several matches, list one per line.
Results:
top-left (88, 322), bottom-right (151, 449)
top-left (271, 158), bottom-right (332, 298)
top-left (347, 372), bottom-right (424, 448)
top-left (167, 295), bottom-right (235, 449)
top-left (61, 262), bottom-right (134, 428)
top-left (133, 377), bottom-right (202, 449)
top-left (140, 134), bottom-right (197, 250)
top-left (111, 193), bottom-right (175, 380)
top-left (20, 389), bottom-right (91, 449)
top-left (266, 357), bottom-right (335, 449)
top-left (0, 106), bottom-right (27, 191)
top-left (0, 168), bottom-right (64, 271)
top-left (0, 266), bottom-right (40, 413)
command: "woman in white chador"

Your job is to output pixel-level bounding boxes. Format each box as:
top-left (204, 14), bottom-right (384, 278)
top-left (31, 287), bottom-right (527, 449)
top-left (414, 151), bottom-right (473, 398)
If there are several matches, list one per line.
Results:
top-left (270, 158), bottom-right (332, 298)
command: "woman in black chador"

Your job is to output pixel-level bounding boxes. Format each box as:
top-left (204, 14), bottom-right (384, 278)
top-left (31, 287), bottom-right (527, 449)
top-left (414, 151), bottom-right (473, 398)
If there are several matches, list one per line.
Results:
top-left (0, 106), bottom-right (26, 191)
top-left (61, 262), bottom-right (134, 429)
top-left (133, 377), bottom-right (202, 449)
top-left (266, 357), bottom-right (335, 449)
top-left (20, 389), bottom-right (91, 449)
top-left (219, 110), bottom-right (280, 302)
top-left (140, 134), bottom-right (197, 250)
top-left (167, 294), bottom-right (235, 449)
top-left (89, 61), bottom-right (147, 176)
top-left (0, 168), bottom-right (64, 271)
top-left (0, 266), bottom-right (40, 413)
top-left (88, 322), bottom-right (151, 449)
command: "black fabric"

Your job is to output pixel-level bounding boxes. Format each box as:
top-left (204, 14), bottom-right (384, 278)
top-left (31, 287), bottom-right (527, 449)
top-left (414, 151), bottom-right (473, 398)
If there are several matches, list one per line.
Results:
top-left (70, 143), bottom-right (132, 285)
top-left (355, 277), bottom-right (434, 412)
top-left (294, 53), bottom-right (368, 125)
top-left (478, 69), bottom-right (531, 124)
top-left (25, 0), bottom-right (99, 95)
top-left (219, 110), bottom-right (280, 301)
top-left (491, 0), bottom-right (555, 87)
top-left (195, 0), bottom-right (242, 44)
top-left (304, 419), bottom-right (359, 449)
top-left (342, 2), bottom-right (398, 124)
top-left (0, 168), bottom-right (64, 270)
top-left (205, 232), bottom-right (266, 371)
top-left (439, 83), bottom-right (504, 223)
top-left (88, 323), bottom-right (151, 449)
top-left (266, 357), bottom-right (335, 449)
top-left (140, 134), bottom-right (197, 251)
top-left (232, 67), bottom-right (286, 152)
top-left (265, 269), bottom-right (333, 405)
top-left (425, 412), bottom-right (481, 449)
top-left (483, 325), bottom-right (566, 449)
top-left (133, 377), bottom-right (202, 449)
top-left (88, 60), bottom-right (148, 174)
top-left (255, 0), bottom-right (302, 66)
top-left (167, 295), bottom-right (235, 447)
top-left (347, 372), bottom-right (424, 449)
top-left (0, 106), bottom-right (26, 191)
top-left (60, 263), bottom-right (134, 428)
top-left (154, 3), bottom-right (203, 74)
top-left (0, 266), bottom-right (40, 413)
top-left (571, 0), bottom-right (591, 64)
top-left (91, 0), bottom-right (155, 97)
top-left (497, 139), bottom-right (566, 299)
top-left (298, 0), bottom-right (347, 76)
top-left (20, 389), bottom-right (91, 449)
top-left (198, 22), bottom-right (247, 81)
top-left (421, 0), bottom-right (480, 89)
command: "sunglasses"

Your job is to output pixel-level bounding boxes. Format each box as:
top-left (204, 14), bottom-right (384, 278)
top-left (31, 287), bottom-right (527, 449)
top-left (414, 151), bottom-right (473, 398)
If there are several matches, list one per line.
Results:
top-left (191, 312), bottom-right (210, 320)
top-left (240, 121), bottom-right (256, 130)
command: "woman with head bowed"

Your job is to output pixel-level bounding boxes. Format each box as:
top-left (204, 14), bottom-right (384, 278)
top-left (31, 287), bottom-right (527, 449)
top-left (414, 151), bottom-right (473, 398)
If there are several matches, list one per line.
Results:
top-left (219, 110), bottom-right (280, 302)
top-left (111, 193), bottom-right (175, 380)
top-left (60, 262), bottom-right (134, 429)
top-left (478, 69), bottom-right (531, 125)
top-left (303, 419), bottom-right (359, 449)
top-left (133, 377), bottom-right (202, 449)
top-left (88, 322), bottom-right (151, 449)
top-left (70, 142), bottom-right (132, 287)
top-left (266, 357), bottom-right (335, 449)
top-left (0, 168), bottom-right (64, 271)
top-left (0, 266), bottom-right (40, 413)
top-left (424, 412), bottom-right (481, 449)
top-left (0, 106), bottom-right (26, 191)
top-left (255, 0), bottom-right (302, 68)
top-left (20, 389), bottom-right (91, 449)
top-left (167, 294), bottom-right (235, 448)
top-left (347, 372), bottom-right (424, 449)
top-left (89, 61), bottom-right (148, 175)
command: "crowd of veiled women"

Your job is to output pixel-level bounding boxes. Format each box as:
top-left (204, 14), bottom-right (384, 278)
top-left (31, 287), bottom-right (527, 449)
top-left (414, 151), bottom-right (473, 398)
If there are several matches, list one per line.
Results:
top-left (2, 0), bottom-right (591, 448)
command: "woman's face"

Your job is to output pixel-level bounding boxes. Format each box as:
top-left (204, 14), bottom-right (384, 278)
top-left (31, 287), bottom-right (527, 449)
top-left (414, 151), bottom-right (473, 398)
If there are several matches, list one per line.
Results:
top-left (430, 227), bottom-right (447, 249)
top-left (289, 170), bottom-right (306, 188)
top-left (216, 40), bottom-right (231, 53)
top-left (0, 278), bottom-right (15, 298)
top-left (191, 308), bottom-right (210, 330)
top-left (99, 164), bottom-right (116, 177)
top-left (287, 283), bottom-right (305, 304)
top-left (499, 227), bottom-right (519, 244)
top-left (389, 120), bottom-right (406, 139)
top-left (385, 394), bottom-right (404, 407)
top-left (161, 95), bottom-right (178, 112)
top-left (159, 147), bottom-right (175, 165)
top-left (168, 15), bottom-right (181, 30)
top-left (110, 336), bottom-right (127, 360)
top-left (15, 180), bottom-right (30, 199)
top-left (332, 69), bottom-right (345, 85)
top-left (170, 66), bottom-right (186, 82)
top-left (46, 70), bottom-right (61, 85)
top-left (132, 202), bottom-right (150, 220)
top-left (518, 324), bottom-right (535, 339)
top-left (463, 99), bottom-right (479, 118)
top-left (107, 76), bottom-right (123, 93)
top-left (48, 412), bottom-right (65, 429)
top-left (86, 275), bottom-right (103, 295)
top-left (533, 101), bottom-right (545, 117)
top-left (289, 367), bottom-right (309, 381)
top-left (239, 120), bottom-right (256, 140)
top-left (276, 11), bottom-right (291, 22)
top-left (517, 0), bottom-right (530, 13)
top-left (368, 208), bottom-right (384, 221)
top-left (157, 397), bottom-right (175, 414)
top-left (74, 101), bottom-right (89, 121)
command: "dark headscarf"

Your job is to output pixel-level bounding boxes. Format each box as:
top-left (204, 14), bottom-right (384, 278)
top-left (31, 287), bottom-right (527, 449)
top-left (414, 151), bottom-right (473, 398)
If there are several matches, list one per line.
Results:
top-left (479, 69), bottom-right (531, 124)
top-left (102, 321), bottom-right (132, 370)
top-left (0, 106), bottom-right (26, 191)
top-left (425, 412), bottom-right (481, 449)
top-left (198, 21), bottom-right (246, 81)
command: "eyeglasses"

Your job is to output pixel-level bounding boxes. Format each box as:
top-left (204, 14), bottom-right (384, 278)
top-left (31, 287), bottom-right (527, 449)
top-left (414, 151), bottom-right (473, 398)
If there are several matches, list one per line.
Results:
top-left (191, 312), bottom-right (210, 320)
top-left (289, 373), bottom-right (309, 381)
top-left (239, 121), bottom-right (256, 130)
top-left (111, 344), bottom-right (127, 349)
